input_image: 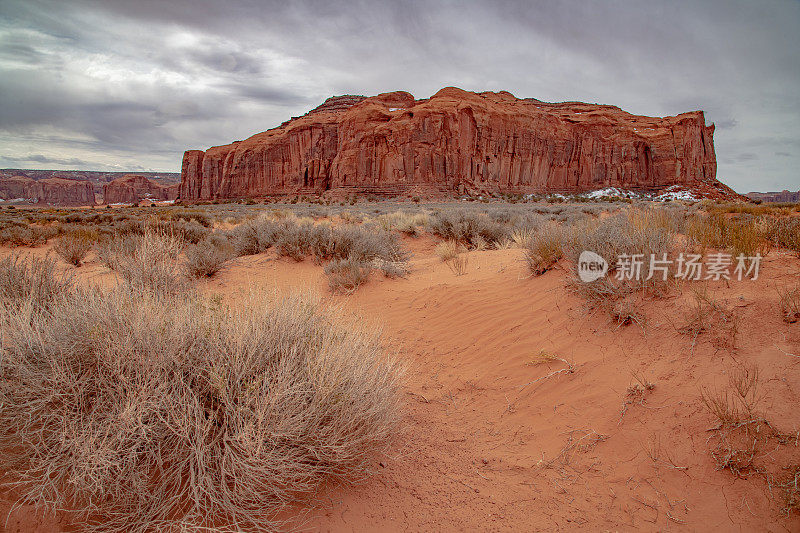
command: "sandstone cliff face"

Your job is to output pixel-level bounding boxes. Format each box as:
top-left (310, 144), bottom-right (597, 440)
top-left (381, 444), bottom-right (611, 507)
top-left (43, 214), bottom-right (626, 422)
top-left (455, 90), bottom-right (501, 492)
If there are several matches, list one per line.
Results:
top-left (38, 178), bottom-right (95, 205)
top-left (180, 87), bottom-right (719, 199)
top-left (0, 175), bottom-right (44, 201)
top-left (103, 174), bottom-right (179, 204)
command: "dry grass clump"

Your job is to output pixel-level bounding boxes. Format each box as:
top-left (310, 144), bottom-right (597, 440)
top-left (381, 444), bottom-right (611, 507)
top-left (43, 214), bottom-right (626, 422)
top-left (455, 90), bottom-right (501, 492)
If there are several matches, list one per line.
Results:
top-left (54, 231), bottom-right (94, 266)
top-left (767, 218), bottom-right (800, 255)
top-left (679, 287), bottom-right (738, 351)
top-left (0, 271), bottom-right (403, 532)
top-left (185, 238), bottom-right (235, 278)
top-left (427, 209), bottom-right (509, 248)
top-left (324, 256), bottom-right (372, 293)
top-left (523, 223), bottom-right (564, 276)
top-left (374, 259), bottom-right (410, 279)
top-left (377, 211), bottom-right (429, 236)
top-left (567, 207), bottom-right (675, 300)
top-left (685, 213), bottom-right (770, 257)
top-left (783, 467), bottom-right (800, 516)
top-left (610, 297), bottom-right (646, 328)
top-left (779, 284), bottom-right (800, 323)
top-left (311, 223), bottom-right (408, 264)
top-left (445, 253), bottom-right (469, 276)
top-left (435, 240), bottom-right (462, 262)
top-left (726, 218), bottom-right (770, 257)
top-left (96, 233), bottom-right (138, 269)
top-left (698, 364), bottom-right (797, 482)
top-left (105, 229), bottom-right (189, 294)
top-left (0, 224), bottom-right (57, 247)
top-left (227, 216), bottom-right (280, 256)
top-left (701, 364), bottom-right (762, 427)
top-left (0, 253), bottom-right (72, 311)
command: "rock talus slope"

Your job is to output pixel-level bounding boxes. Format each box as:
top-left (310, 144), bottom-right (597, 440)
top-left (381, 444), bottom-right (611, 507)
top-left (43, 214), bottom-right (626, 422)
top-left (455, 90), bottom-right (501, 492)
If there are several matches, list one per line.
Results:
top-left (180, 87), bottom-right (720, 199)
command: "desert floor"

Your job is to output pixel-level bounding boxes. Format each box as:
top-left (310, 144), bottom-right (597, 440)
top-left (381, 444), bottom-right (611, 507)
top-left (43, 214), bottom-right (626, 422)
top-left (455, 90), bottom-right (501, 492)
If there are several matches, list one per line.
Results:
top-left (2, 234), bottom-right (799, 532)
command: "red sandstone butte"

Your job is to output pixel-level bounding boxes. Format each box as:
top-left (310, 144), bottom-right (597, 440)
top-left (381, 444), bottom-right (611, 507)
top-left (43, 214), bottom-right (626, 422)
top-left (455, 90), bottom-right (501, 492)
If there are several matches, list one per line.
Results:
top-left (38, 177), bottom-right (95, 205)
top-left (179, 87), bottom-right (720, 200)
top-left (103, 174), bottom-right (179, 205)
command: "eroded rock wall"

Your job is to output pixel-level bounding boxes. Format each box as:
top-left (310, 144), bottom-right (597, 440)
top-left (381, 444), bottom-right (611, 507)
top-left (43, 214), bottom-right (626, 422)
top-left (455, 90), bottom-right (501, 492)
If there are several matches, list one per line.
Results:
top-left (180, 87), bottom-right (719, 199)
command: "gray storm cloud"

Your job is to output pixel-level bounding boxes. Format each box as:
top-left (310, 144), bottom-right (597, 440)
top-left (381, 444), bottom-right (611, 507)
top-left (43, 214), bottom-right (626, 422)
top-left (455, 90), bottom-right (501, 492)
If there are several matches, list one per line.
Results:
top-left (0, 0), bottom-right (798, 192)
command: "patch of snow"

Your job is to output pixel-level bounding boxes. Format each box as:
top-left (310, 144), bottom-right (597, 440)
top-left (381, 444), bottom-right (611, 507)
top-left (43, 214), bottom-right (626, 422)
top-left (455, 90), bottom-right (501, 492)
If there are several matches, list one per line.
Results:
top-left (582, 187), bottom-right (642, 199)
top-left (655, 189), bottom-right (697, 202)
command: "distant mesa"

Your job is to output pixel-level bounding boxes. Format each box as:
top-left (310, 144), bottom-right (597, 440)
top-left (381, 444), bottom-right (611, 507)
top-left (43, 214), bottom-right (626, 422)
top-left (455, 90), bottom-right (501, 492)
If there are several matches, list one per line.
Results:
top-left (0, 170), bottom-right (181, 206)
top-left (745, 190), bottom-right (799, 203)
top-left (180, 86), bottom-right (731, 200)
top-left (103, 174), bottom-right (179, 205)
top-left (0, 175), bottom-right (95, 206)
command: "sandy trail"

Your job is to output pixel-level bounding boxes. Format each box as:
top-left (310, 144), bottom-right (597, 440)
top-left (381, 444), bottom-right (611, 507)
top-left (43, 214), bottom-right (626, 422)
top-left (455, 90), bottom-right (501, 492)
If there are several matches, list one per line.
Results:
top-left (2, 238), bottom-right (799, 531)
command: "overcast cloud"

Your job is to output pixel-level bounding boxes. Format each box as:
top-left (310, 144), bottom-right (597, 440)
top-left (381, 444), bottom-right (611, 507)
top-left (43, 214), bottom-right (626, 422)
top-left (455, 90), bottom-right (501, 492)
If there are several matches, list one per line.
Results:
top-left (0, 0), bottom-right (798, 192)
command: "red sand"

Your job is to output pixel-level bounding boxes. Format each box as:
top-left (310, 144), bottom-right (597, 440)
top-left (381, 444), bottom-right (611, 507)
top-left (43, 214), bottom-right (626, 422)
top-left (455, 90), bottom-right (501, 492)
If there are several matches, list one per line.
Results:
top-left (2, 237), bottom-right (799, 531)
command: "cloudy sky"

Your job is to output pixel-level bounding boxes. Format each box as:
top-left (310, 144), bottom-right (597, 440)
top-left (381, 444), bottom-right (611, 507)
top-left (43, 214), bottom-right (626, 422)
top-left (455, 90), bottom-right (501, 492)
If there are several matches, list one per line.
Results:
top-left (0, 0), bottom-right (798, 192)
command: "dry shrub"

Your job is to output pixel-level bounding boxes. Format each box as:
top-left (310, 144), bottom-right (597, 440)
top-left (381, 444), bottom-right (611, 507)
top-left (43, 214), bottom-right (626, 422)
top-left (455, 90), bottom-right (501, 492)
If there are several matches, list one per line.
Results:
top-left (768, 218), bottom-right (800, 255)
top-left (611, 297), bottom-right (646, 327)
top-left (313, 223), bottom-right (408, 264)
top-left (0, 224), bottom-right (57, 247)
top-left (324, 256), bottom-right (372, 293)
top-left (157, 218), bottom-right (210, 244)
top-left (427, 209), bottom-right (509, 248)
top-left (54, 232), bottom-right (93, 266)
top-left (701, 364), bottom-right (762, 427)
top-left (107, 230), bottom-right (189, 294)
top-left (445, 254), bottom-right (468, 276)
top-left (374, 259), bottom-right (410, 279)
top-left (185, 239), bottom-right (234, 278)
top-left (699, 364), bottom-right (795, 481)
top-left (779, 284), bottom-right (800, 323)
top-left (679, 287), bottom-right (738, 351)
top-left (96, 234), bottom-right (138, 269)
top-left (227, 216), bottom-right (280, 256)
top-left (377, 211), bottom-right (429, 236)
top-left (523, 223), bottom-right (564, 276)
top-left (0, 278), bottom-right (403, 532)
top-left (0, 253), bottom-right (72, 311)
top-left (568, 208), bottom-right (674, 296)
top-left (275, 221), bottom-right (313, 261)
top-left (726, 218), bottom-right (770, 257)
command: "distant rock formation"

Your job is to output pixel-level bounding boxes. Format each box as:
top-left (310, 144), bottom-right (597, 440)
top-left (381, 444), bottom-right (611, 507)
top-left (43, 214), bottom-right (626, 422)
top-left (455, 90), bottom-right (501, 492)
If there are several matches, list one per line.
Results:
top-left (103, 174), bottom-right (180, 204)
top-left (745, 190), bottom-right (800, 203)
top-left (180, 87), bottom-right (721, 200)
top-left (0, 175), bottom-right (95, 205)
top-left (38, 177), bottom-right (95, 205)
top-left (0, 175), bottom-right (43, 202)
